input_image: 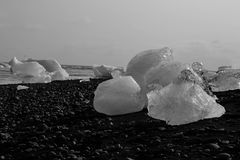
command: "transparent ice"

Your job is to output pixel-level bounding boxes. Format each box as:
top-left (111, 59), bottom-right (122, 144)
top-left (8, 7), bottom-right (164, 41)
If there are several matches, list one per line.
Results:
top-left (147, 69), bottom-right (225, 125)
top-left (209, 70), bottom-right (240, 92)
top-left (144, 61), bottom-right (189, 93)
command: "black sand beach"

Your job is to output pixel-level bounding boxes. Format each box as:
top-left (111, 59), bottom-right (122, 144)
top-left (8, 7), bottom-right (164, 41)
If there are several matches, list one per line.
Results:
top-left (0, 79), bottom-right (240, 160)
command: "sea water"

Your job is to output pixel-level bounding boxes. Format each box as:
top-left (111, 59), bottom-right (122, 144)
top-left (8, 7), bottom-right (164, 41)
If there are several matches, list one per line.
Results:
top-left (0, 65), bottom-right (94, 85)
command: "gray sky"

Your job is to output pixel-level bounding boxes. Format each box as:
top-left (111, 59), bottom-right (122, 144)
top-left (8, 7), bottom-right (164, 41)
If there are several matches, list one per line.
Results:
top-left (0, 0), bottom-right (240, 70)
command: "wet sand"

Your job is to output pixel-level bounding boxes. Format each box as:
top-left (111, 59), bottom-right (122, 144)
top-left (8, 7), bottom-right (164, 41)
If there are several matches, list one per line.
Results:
top-left (0, 79), bottom-right (239, 160)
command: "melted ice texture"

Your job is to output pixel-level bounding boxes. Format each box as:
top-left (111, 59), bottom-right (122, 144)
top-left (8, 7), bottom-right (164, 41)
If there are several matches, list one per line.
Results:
top-left (147, 69), bottom-right (225, 125)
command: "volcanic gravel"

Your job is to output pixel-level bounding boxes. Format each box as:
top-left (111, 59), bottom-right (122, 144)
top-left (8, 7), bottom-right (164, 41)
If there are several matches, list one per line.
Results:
top-left (0, 79), bottom-right (240, 160)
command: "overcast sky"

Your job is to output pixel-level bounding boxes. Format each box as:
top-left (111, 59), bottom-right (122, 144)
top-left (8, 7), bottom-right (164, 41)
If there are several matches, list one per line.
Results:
top-left (0, 0), bottom-right (240, 70)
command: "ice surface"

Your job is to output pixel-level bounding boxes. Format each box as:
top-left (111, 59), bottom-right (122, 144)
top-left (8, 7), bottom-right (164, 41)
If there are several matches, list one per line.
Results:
top-left (144, 61), bottom-right (188, 93)
top-left (9, 57), bottom-right (47, 77)
top-left (17, 85), bottom-right (29, 90)
top-left (147, 69), bottom-right (225, 125)
top-left (25, 59), bottom-right (62, 72)
top-left (9, 57), bottom-right (69, 83)
top-left (9, 57), bottom-right (52, 83)
top-left (209, 71), bottom-right (240, 92)
top-left (126, 47), bottom-right (174, 90)
top-left (93, 76), bottom-right (145, 115)
top-left (50, 69), bottom-right (69, 81)
top-left (26, 58), bottom-right (69, 81)
top-left (93, 65), bottom-right (124, 78)
top-left (7, 57), bottom-right (69, 83)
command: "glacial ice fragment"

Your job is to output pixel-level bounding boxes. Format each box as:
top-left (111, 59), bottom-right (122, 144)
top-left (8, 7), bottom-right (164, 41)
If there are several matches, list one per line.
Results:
top-left (126, 47), bottom-right (174, 90)
top-left (9, 57), bottom-right (51, 83)
top-left (93, 76), bottom-right (145, 115)
top-left (9, 57), bottom-right (46, 77)
top-left (209, 71), bottom-right (240, 92)
top-left (25, 58), bottom-right (69, 81)
top-left (147, 69), bottom-right (225, 125)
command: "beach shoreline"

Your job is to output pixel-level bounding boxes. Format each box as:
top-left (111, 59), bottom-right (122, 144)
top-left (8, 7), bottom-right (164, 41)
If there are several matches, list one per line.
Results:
top-left (0, 79), bottom-right (240, 160)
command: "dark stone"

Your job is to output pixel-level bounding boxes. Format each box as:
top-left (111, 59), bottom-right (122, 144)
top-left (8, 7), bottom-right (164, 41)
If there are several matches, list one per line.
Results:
top-left (0, 79), bottom-right (240, 159)
top-left (215, 153), bottom-right (232, 160)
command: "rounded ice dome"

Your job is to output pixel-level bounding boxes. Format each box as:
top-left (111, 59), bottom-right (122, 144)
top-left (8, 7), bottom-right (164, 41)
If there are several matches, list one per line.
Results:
top-left (126, 47), bottom-right (174, 89)
top-left (93, 76), bottom-right (146, 116)
top-left (26, 59), bottom-right (62, 72)
top-left (25, 58), bottom-right (69, 81)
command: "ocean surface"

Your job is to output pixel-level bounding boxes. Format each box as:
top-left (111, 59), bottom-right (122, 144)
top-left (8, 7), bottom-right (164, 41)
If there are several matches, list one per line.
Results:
top-left (0, 65), bottom-right (94, 85)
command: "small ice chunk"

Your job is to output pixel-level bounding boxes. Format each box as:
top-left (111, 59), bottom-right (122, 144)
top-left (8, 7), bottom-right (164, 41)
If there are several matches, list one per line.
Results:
top-left (50, 69), bottom-right (69, 81)
top-left (93, 76), bottom-right (145, 116)
top-left (210, 75), bottom-right (240, 92)
top-left (93, 64), bottom-right (124, 78)
top-left (26, 58), bottom-right (69, 81)
top-left (111, 69), bottom-right (123, 79)
top-left (9, 57), bottom-right (47, 77)
top-left (126, 47), bottom-right (174, 89)
top-left (147, 69), bottom-right (225, 125)
top-left (17, 85), bottom-right (29, 90)
top-left (79, 78), bottom-right (90, 83)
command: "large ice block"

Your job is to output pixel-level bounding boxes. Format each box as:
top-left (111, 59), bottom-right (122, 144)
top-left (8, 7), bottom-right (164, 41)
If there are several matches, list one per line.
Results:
top-left (147, 69), bottom-right (225, 125)
top-left (93, 76), bottom-right (145, 116)
top-left (126, 47), bottom-right (174, 89)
